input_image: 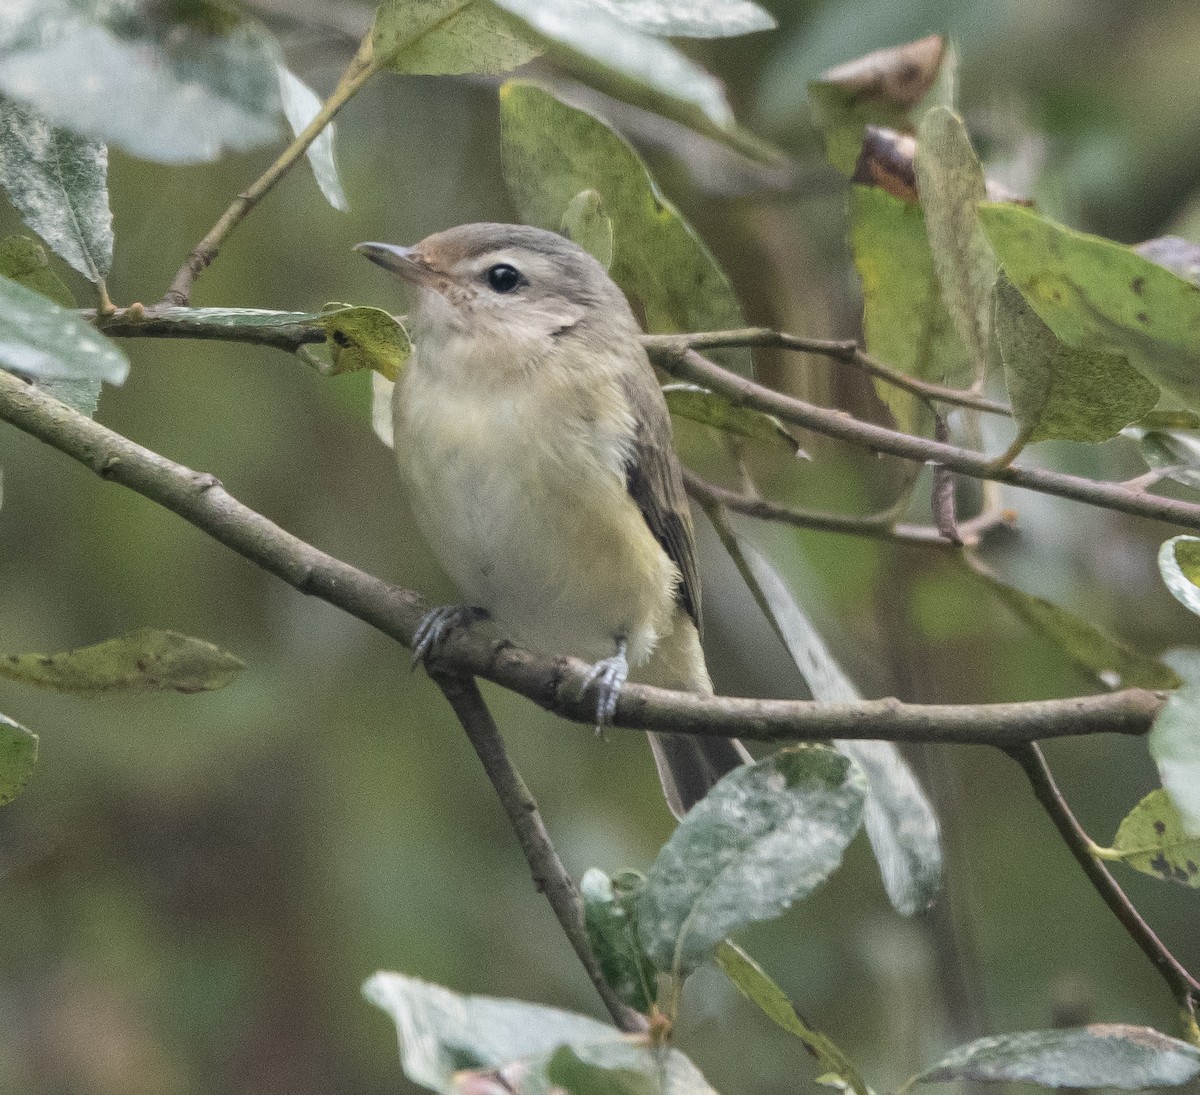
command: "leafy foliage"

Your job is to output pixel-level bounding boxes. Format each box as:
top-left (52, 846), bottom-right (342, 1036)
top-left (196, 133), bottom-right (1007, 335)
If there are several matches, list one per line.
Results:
top-left (580, 868), bottom-right (656, 1013)
top-left (1107, 789), bottom-right (1200, 889)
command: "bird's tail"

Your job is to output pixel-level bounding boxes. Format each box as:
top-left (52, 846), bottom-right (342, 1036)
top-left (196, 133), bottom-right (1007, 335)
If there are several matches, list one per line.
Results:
top-left (634, 612), bottom-right (751, 818)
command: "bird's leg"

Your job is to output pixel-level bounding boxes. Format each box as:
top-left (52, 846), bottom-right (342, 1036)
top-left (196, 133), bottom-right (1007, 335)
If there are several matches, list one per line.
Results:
top-left (581, 637), bottom-right (629, 731)
top-left (411, 605), bottom-right (490, 669)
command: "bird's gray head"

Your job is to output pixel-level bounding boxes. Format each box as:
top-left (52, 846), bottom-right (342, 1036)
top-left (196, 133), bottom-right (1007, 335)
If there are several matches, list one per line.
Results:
top-left (355, 223), bottom-right (640, 365)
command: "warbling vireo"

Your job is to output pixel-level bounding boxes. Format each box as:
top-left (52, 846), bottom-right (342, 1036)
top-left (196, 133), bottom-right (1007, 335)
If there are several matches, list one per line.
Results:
top-left (356, 223), bottom-right (749, 816)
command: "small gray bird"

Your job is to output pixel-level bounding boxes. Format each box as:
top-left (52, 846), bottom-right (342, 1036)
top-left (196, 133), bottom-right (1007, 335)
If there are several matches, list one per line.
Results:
top-left (357, 223), bottom-right (749, 816)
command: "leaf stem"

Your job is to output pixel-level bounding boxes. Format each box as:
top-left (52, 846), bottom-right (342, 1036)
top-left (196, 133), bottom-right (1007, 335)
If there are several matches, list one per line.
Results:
top-left (160, 34), bottom-right (381, 306)
top-left (1006, 743), bottom-right (1200, 1017)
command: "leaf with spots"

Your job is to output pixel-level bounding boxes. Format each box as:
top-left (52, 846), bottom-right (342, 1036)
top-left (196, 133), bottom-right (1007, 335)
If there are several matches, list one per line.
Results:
top-left (995, 275), bottom-right (1159, 444)
top-left (1102, 789), bottom-right (1200, 889)
top-left (1146, 648), bottom-right (1200, 837)
top-left (980, 202), bottom-right (1200, 411)
top-left (321, 306), bottom-right (410, 380)
top-left (910, 1025), bottom-right (1200, 1088)
top-left (0, 97), bottom-right (112, 282)
top-left (0, 629), bottom-right (244, 694)
top-left (500, 81), bottom-right (749, 374)
top-left (635, 745), bottom-right (866, 973)
top-left (0, 712), bottom-right (37, 806)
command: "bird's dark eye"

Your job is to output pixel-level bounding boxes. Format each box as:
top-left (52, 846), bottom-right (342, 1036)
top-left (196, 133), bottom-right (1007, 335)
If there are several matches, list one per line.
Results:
top-left (486, 263), bottom-right (522, 293)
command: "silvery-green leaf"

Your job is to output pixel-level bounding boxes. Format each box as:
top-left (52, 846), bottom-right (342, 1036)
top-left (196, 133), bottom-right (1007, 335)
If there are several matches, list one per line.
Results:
top-left (587, 0), bottom-right (776, 38)
top-left (0, 96), bottom-right (112, 281)
top-left (913, 1026), bottom-right (1200, 1088)
top-left (276, 66), bottom-right (348, 212)
top-left (636, 745), bottom-right (866, 972)
top-left (372, 0), bottom-right (541, 76)
top-left (1147, 649), bottom-right (1200, 836)
top-left (0, 270), bottom-right (126, 383)
top-left (0, 0), bottom-right (282, 164)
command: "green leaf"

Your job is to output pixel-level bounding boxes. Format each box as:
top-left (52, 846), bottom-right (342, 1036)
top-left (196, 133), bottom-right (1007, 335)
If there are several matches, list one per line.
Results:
top-left (363, 972), bottom-right (717, 1095)
top-left (0, 712), bottom-right (37, 806)
top-left (1107, 788), bottom-right (1200, 889)
top-left (491, 1), bottom-right (776, 163)
top-left (1147, 649), bottom-right (1200, 837)
top-left (500, 81), bottom-right (749, 374)
top-left (635, 745), bottom-right (866, 973)
top-left (912, 1025), bottom-right (1200, 1088)
top-left (0, 270), bottom-right (127, 384)
top-left (1123, 426), bottom-right (1200, 490)
top-left (545, 1046), bottom-right (657, 1095)
top-left (276, 66), bottom-right (348, 213)
top-left (0, 0), bottom-right (283, 164)
top-left (589, 0), bottom-right (776, 38)
top-left (1158, 536), bottom-right (1200, 617)
top-left (322, 306), bottom-right (411, 380)
top-left (915, 107), bottom-right (995, 375)
top-left (372, 0), bottom-right (541, 76)
top-left (995, 276), bottom-right (1159, 444)
top-left (849, 184), bottom-right (970, 433)
top-left (735, 541), bottom-right (942, 916)
top-left (580, 868), bottom-right (655, 1013)
top-left (0, 234), bottom-right (73, 306)
top-left (663, 384), bottom-right (800, 454)
top-left (980, 202), bottom-right (1200, 411)
top-left (968, 560), bottom-right (1179, 690)
top-left (0, 96), bottom-right (112, 281)
top-left (808, 35), bottom-right (948, 175)
top-left (715, 941), bottom-right (869, 1095)
top-left (560, 189), bottom-right (614, 270)
top-left (0, 628), bottom-right (244, 694)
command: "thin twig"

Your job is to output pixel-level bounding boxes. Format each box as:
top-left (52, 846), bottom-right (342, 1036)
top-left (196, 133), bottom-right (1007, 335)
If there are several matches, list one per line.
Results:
top-left (0, 369), bottom-right (1165, 748)
top-left (161, 35), bottom-right (380, 306)
top-left (1007, 743), bottom-right (1200, 1015)
top-left (647, 329), bottom-right (1012, 417)
top-left (433, 673), bottom-right (646, 1033)
top-left (654, 346), bottom-right (1200, 534)
top-left (682, 471), bottom-right (1016, 548)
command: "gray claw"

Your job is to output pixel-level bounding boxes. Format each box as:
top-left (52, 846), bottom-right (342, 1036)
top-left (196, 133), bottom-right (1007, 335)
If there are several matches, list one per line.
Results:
top-left (411, 605), bottom-right (488, 669)
top-left (582, 640), bottom-right (629, 730)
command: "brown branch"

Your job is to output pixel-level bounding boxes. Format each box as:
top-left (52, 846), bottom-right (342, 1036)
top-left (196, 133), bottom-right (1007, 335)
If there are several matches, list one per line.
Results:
top-left (652, 345), bottom-right (1200, 533)
top-left (648, 329), bottom-right (1012, 417)
top-left (1007, 744), bottom-right (1200, 1015)
top-left (432, 673), bottom-right (646, 1033)
top-left (0, 369), bottom-right (1166, 749)
top-left (682, 470), bottom-right (1016, 549)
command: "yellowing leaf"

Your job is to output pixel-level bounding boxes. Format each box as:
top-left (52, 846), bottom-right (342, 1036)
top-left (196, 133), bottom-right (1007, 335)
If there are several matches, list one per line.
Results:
top-left (1107, 788), bottom-right (1200, 888)
top-left (322, 306), bottom-right (411, 380)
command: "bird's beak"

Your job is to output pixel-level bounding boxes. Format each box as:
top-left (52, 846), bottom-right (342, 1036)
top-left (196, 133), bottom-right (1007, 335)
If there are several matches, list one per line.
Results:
top-left (354, 241), bottom-right (444, 289)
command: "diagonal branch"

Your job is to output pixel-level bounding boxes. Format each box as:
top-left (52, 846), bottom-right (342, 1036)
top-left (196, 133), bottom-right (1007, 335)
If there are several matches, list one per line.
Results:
top-left (1007, 743), bottom-right (1200, 1015)
top-left (432, 672), bottom-right (646, 1032)
top-left (0, 368), bottom-right (1167, 748)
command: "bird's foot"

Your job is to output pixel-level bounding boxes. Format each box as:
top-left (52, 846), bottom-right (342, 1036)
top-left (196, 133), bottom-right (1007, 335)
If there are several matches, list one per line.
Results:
top-left (581, 640), bottom-right (629, 731)
top-left (411, 604), bottom-right (490, 669)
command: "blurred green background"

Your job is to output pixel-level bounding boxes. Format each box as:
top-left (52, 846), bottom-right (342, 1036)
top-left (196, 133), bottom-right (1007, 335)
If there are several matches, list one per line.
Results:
top-left (2, 1), bottom-right (1200, 1093)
